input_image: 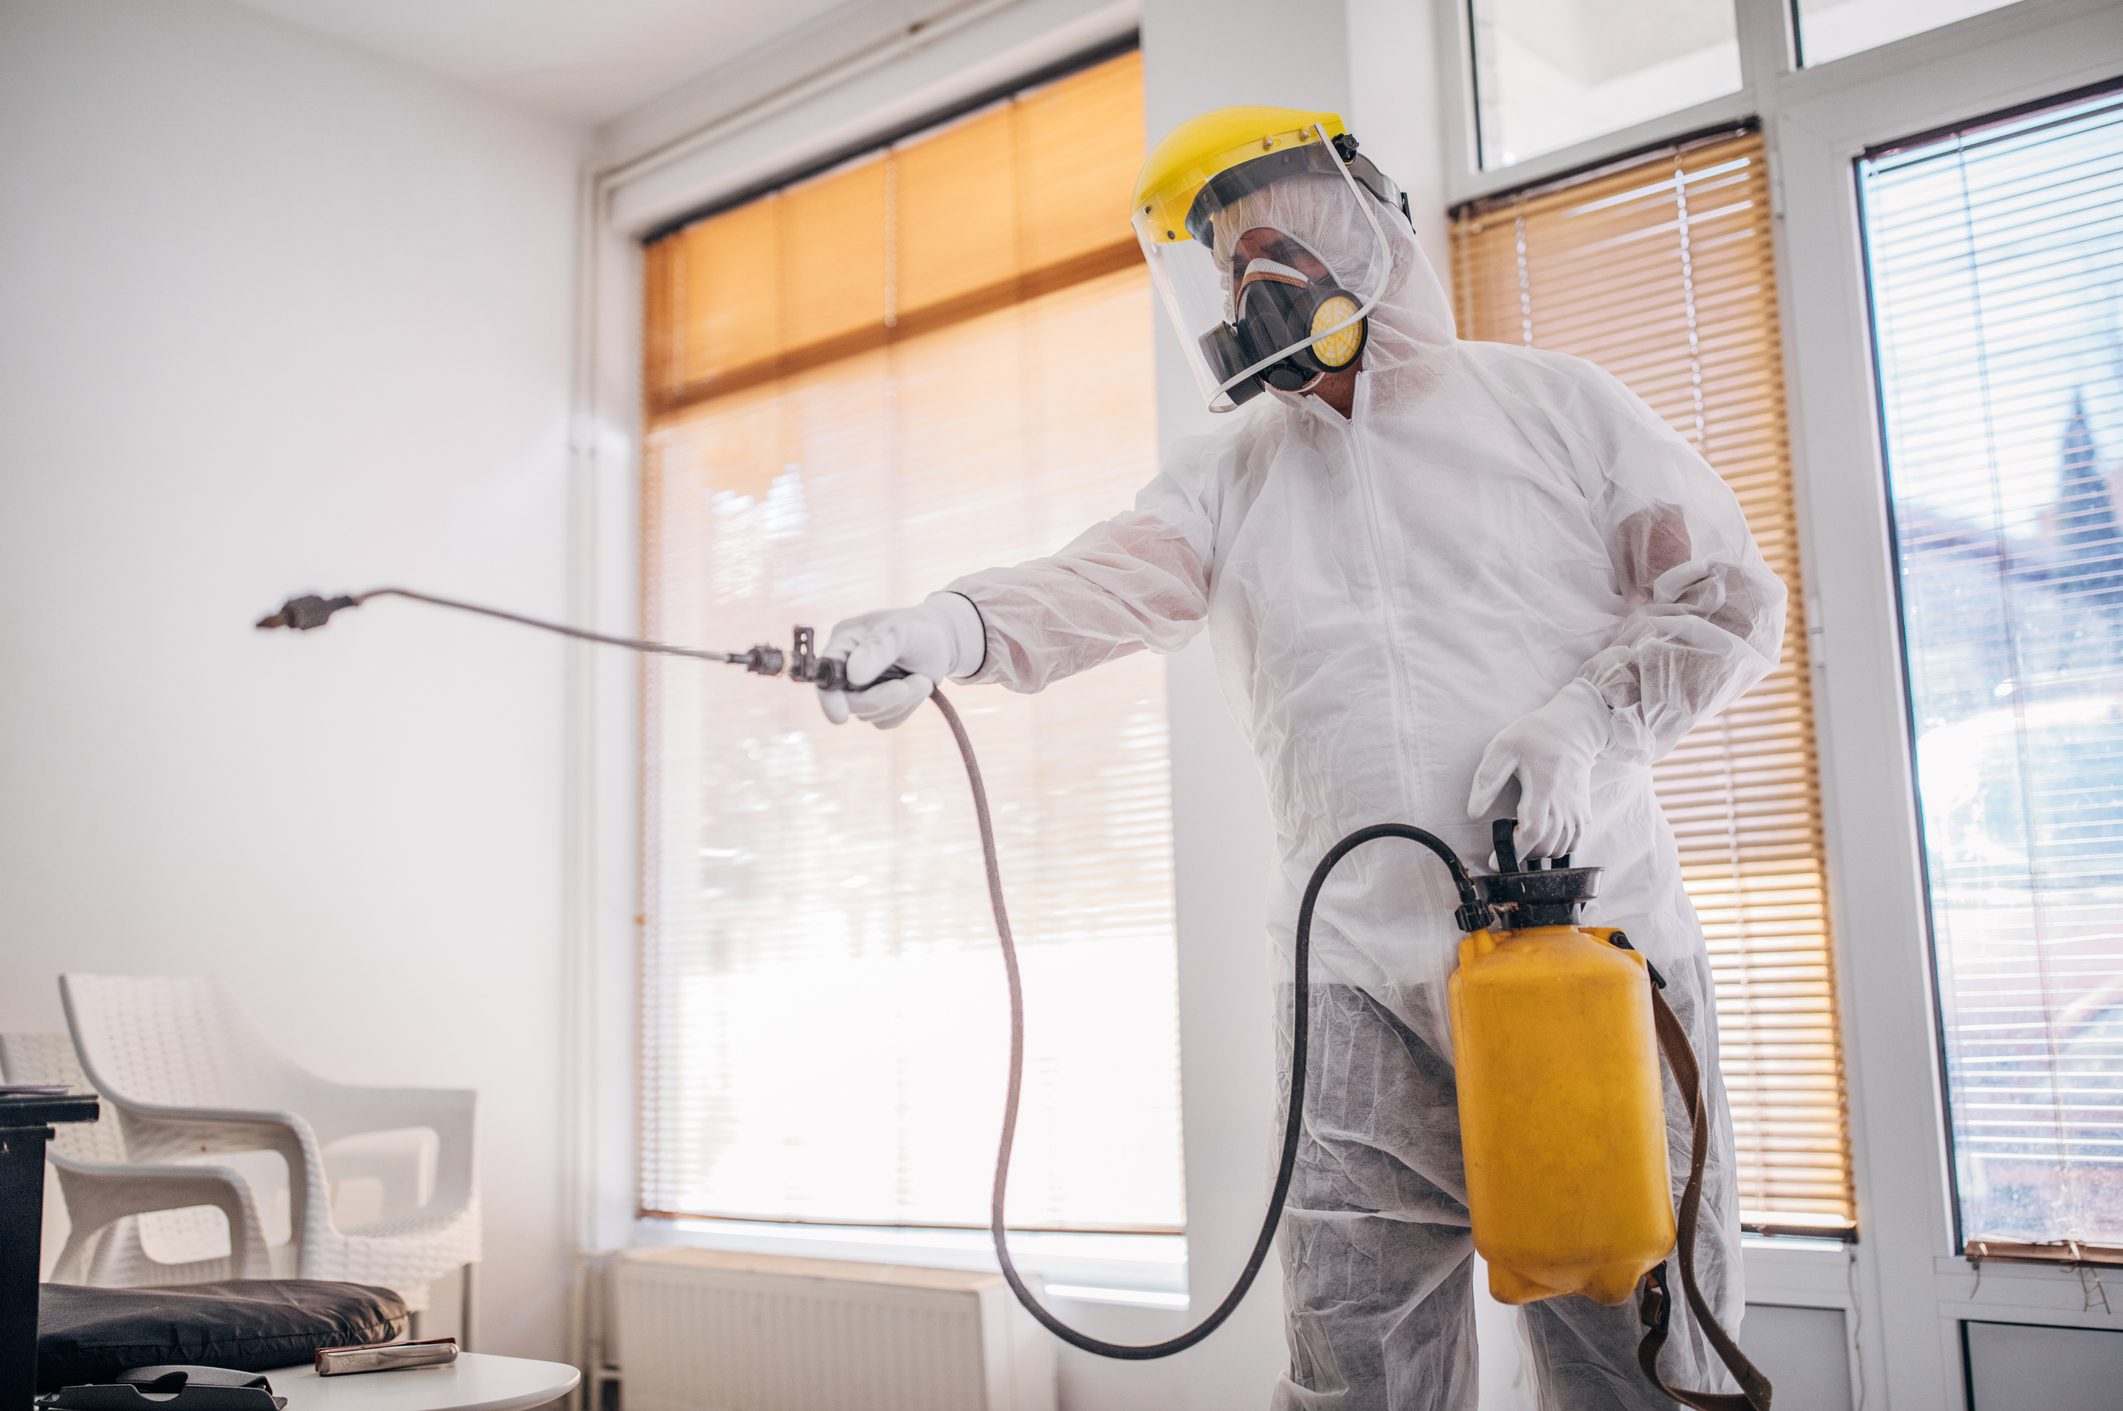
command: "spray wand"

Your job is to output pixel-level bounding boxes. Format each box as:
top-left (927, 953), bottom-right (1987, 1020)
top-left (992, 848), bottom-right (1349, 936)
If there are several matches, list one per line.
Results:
top-left (257, 588), bottom-right (904, 691)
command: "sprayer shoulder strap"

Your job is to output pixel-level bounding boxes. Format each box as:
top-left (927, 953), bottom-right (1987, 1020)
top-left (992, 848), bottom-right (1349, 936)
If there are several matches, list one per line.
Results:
top-left (1637, 981), bottom-right (1776, 1411)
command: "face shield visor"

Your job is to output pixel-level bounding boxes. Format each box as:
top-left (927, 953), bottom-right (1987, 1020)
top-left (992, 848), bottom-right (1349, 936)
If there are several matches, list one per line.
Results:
top-left (1132, 123), bottom-right (1404, 411)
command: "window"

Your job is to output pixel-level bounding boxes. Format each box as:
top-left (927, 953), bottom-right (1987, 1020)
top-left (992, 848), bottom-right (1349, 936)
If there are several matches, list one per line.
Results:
top-left (1452, 130), bottom-right (1857, 1235)
top-left (1794, 0), bottom-right (2022, 69)
top-left (636, 50), bottom-right (1185, 1234)
top-left (1469, 0), bottom-right (1741, 169)
top-left (1859, 84), bottom-right (2123, 1254)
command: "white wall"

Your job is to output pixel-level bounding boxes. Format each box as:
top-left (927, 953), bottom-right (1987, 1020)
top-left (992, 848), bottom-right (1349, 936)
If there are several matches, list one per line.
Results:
top-left (0, 0), bottom-right (582, 1359)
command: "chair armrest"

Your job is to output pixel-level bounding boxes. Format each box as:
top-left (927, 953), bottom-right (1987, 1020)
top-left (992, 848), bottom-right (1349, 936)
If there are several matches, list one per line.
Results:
top-left (307, 1084), bottom-right (474, 1142)
top-left (308, 1084), bottom-right (477, 1209)
top-left (108, 1103), bottom-right (332, 1243)
top-left (50, 1157), bottom-right (272, 1276)
top-left (324, 1129), bottom-right (432, 1218)
top-left (52, 1153), bottom-right (259, 1203)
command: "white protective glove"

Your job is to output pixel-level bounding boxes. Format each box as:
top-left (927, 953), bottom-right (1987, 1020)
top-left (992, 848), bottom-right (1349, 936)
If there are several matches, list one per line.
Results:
top-left (817, 592), bottom-right (986, 729)
top-left (1466, 678), bottom-right (1614, 860)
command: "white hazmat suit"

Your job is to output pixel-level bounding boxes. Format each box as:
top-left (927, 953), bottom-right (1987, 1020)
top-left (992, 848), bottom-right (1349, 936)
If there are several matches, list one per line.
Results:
top-left (824, 171), bottom-right (1786, 1410)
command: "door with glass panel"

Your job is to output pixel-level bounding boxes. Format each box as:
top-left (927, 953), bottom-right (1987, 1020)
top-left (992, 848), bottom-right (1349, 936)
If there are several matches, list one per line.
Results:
top-left (1859, 82), bottom-right (2123, 1257)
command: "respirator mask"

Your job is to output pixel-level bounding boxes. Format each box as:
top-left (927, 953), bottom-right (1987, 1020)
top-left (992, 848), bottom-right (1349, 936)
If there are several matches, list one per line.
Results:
top-left (1201, 238), bottom-right (1370, 398)
top-left (1131, 113), bottom-right (1408, 411)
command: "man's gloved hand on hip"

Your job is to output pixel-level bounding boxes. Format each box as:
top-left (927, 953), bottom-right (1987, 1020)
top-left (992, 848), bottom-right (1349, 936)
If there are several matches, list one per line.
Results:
top-left (1467, 678), bottom-right (1614, 860)
top-left (817, 591), bottom-right (986, 729)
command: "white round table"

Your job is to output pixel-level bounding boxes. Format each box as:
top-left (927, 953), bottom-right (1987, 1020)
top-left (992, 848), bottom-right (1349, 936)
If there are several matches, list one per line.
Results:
top-left (266, 1353), bottom-right (578, 1411)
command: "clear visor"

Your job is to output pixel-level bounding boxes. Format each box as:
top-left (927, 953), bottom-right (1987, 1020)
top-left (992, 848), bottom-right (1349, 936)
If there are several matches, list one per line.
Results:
top-left (1133, 125), bottom-right (1396, 412)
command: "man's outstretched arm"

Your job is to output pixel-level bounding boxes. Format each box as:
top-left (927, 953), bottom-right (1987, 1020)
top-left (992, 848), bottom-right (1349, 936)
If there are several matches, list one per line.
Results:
top-left (820, 461), bottom-right (1216, 727)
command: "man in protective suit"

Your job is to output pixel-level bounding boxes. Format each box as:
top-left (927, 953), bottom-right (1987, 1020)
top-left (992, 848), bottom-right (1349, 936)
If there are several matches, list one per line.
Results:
top-left (818, 108), bottom-right (1786, 1411)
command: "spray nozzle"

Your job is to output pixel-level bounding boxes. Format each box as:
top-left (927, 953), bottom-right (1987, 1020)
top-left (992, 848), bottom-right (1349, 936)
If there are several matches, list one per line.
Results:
top-left (728, 643), bottom-right (787, 676)
top-left (257, 594), bottom-right (361, 631)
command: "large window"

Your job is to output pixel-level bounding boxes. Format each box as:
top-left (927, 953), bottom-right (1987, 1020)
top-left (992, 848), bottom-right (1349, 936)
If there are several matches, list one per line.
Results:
top-left (1452, 130), bottom-right (1857, 1235)
top-left (1860, 84), bottom-right (2123, 1254)
top-left (635, 50), bottom-right (1185, 1234)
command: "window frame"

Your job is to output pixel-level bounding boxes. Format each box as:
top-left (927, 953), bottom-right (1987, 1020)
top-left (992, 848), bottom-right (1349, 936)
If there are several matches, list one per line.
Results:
top-left (1431, 1), bottom-right (2123, 1407)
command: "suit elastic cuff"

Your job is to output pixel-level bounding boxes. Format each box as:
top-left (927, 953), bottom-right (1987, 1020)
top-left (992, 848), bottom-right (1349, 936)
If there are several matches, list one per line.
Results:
top-left (925, 591), bottom-right (988, 681)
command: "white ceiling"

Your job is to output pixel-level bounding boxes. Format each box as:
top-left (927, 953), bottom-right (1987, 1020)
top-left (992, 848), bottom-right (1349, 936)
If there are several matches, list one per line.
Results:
top-left (227, 0), bottom-right (861, 125)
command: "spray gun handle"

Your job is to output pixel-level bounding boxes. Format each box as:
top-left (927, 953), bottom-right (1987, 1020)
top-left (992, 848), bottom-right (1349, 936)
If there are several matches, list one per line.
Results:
top-left (1492, 818), bottom-right (1521, 875)
top-left (1491, 817), bottom-right (1572, 872)
top-left (812, 660), bottom-right (914, 692)
top-left (784, 625), bottom-right (912, 693)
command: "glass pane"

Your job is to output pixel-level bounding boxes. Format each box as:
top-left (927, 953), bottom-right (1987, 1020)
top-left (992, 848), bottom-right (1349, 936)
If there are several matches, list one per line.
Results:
top-left (1860, 86), bottom-right (2123, 1249)
top-left (1797, 0), bottom-right (2021, 68)
top-left (1470, 0), bottom-right (1741, 168)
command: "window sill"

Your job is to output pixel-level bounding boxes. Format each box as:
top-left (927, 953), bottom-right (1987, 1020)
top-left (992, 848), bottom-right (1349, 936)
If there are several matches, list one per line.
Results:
top-left (631, 1215), bottom-right (1190, 1303)
top-left (1742, 1233), bottom-right (1859, 1309)
top-left (1932, 1252), bottom-right (2123, 1328)
top-left (627, 1224), bottom-right (1847, 1310)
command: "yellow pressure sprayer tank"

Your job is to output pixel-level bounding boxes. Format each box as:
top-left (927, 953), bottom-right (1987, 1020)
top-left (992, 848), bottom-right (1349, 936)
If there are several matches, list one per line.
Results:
top-left (1448, 821), bottom-right (1674, 1305)
top-left (1440, 820), bottom-right (1773, 1408)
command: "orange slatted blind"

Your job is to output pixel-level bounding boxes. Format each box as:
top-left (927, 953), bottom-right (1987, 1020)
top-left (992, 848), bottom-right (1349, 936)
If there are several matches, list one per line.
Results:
top-left (637, 51), bottom-right (1184, 1233)
top-left (644, 51), bottom-right (1141, 418)
top-left (1452, 129), bottom-right (1857, 1235)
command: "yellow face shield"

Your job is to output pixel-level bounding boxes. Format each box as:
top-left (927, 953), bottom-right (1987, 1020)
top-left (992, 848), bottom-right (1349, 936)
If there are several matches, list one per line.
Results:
top-left (1130, 108), bottom-right (1408, 410)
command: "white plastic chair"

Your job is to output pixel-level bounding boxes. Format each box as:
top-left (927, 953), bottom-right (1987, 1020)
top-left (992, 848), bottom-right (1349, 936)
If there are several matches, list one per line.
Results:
top-left (59, 975), bottom-right (481, 1331)
top-left (0, 1032), bottom-right (272, 1286)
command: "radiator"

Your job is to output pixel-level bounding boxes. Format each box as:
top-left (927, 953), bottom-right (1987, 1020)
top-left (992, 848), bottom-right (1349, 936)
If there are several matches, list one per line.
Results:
top-left (610, 1247), bottom-right (1058, 1411)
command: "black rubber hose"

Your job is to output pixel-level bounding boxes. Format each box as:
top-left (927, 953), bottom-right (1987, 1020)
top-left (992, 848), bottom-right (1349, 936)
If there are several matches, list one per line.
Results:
top-left (935, 681), bottom-right (1479, 1361)
top-left (255, 587), bottom-right (1490, 1361)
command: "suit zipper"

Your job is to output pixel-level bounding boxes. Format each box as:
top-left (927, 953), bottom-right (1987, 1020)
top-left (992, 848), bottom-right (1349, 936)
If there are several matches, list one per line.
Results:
top-left (1342, 413), bottom-right (1422, 818)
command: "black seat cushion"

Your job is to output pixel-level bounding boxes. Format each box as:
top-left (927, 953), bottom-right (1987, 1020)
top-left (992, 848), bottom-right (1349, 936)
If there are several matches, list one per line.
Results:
top-left (38, 1280), bottom-right (407, 1391)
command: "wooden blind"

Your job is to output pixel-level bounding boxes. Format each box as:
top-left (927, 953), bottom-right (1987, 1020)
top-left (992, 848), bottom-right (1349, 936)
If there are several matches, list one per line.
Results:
top-left (645, 51), bottom-right (1142, 419)
top-left (1452, 129), bottom-right (1857, 1235)
top-left (637, 52), bottom-right (1185, 1233)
